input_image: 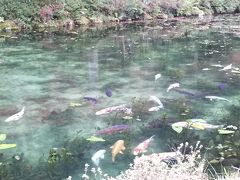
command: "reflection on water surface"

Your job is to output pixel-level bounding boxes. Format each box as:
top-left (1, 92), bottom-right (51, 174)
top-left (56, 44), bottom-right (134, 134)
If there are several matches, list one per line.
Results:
top-left (0, 14), bottom-right (240, 179)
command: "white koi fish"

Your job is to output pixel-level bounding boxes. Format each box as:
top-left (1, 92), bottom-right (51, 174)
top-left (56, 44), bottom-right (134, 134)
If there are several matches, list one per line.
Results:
top-left (219, 64), bottom-right (232, 71)
top-left (66, 176), bottom-right (72, 180)
top-left (202, 68), bottom-right (211, 71)
top-left (210, 64), bottom-right (223, 68)
top-left (133, 135), bottom-right (155, 156)
top-left (91, 149), bottom-right (106, 166)
top-left (155, 74), bottom-right (161, 81)
top-left (5, 107), bottom-right (25, 122)
top-left (96, 104), bottom-right (132, 115)
top-left (149, 96), bottom-right (164, 108)
top-left (167, 83), bottom-right (180, 92)
top-left (148, 106), bottom-right (161, 112)
top-left (205, 96), bottom-right (230, 102)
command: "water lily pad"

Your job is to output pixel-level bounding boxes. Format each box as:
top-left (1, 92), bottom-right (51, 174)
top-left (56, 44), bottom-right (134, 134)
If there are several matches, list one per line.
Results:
top-left (0, 17), bottom-right (4, 23)
top-left (86, 136), bottom-right (105, 142)
top-left (218, 129), bottom-right (235, 134)
top-left (172, 125), bottom-right (183, 133)
top-left (0, 134), bottom-right (6, 141)
top-left (0, 144), bottom-right (16, 149)
top-left (186, 119), bottom-right (206, 123)
top-left (190, 123), bottom-right (205, 130)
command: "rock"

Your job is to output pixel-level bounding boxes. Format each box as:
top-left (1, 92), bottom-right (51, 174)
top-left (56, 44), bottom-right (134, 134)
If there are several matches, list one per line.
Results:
top-left (75, 16), bottom-right (90, 25)
top-left (160, 0), bottom-right (180, 16)
top-left (157, 13), bottom-right (168, 19)
top-left (90, 16), bottom-right (103, 24)
top-left (144, 13), bottom-right (153, 20)
top-left (0, 20), bottom-right (21, 32)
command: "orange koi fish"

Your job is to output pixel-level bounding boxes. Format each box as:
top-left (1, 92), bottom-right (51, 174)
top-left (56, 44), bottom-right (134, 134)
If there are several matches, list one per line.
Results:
top-left (110, 140), bottom-right (126, 162)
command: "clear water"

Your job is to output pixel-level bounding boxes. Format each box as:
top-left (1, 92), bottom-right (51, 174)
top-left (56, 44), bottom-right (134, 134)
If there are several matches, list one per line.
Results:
top-left (0, 15), bottom-right (240, 179)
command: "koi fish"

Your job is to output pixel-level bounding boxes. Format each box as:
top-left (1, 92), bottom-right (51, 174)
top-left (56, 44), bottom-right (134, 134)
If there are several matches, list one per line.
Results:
top-left (95, 125), bottom-right (130, 135)
top-left (167, 83), bottom-right (180, 92)
top-left (110, 140), bottom-right (126, 162)
top-left (148, 106), bottom-right (161, 112)
top-left (133, 135), bottom-right (155, 156)
top-left (205, 96), bottom-right (230, 102)
top-left (5, 107), bottom-right (25, 122)
top-left (149, 96), bottom-right (164, 108)
top-left (96, 104), bottom-right (132, 115)
top-left (91, 149), bottom-right (106, 166)
top-left (66, 176), bottom-right (72, 180)
top-left (106, 88), bottom-right (112, 97)
top-left (171, 120), bottom-right (222, 133)
top-left (155, 74), bottom-right (161, 81)
top-left (83, 96), bottom-right (97, 104)
top-left (211, 64), bottom-right (223, 68)
top-left (219, 64), bottom-right (232, 71)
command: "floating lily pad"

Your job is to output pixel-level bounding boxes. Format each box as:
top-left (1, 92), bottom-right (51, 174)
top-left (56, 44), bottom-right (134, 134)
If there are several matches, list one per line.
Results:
top-left (86, 136), bottom-right (105, 142)
top-left (186, 119), bottom-right (206, 123)
top-left (0, 144), bottom-right (16, 149)
top-left (172, 125), bottom-right (183, 133)
top-left (190, 123), bottom-right (205, 130)
top-left (0, 134), bottom-right (6, 141)
top-left (218, 129), bottom-right (235, 134)
top-left (0, 17), bottom-right (4, 23)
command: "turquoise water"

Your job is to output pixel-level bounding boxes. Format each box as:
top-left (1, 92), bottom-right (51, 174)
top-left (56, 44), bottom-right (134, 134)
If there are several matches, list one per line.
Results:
top-left (0, 15), bottom-right (240, 179)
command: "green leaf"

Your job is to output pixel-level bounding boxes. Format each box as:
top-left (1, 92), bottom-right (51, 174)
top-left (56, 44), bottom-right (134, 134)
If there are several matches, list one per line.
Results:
top-left (186, 119), bottom-right (206, 123)
top-left (0, 144), bottom-right (16, 150)
top-left (0, 17), bottom-right (4, 23)
top-left (0, 134), bottom-right (6, 141)
top-left (86, 136), bottom-right (105, 142)
top-left (218, 129), bottom-right (235, 135)
top-left (190, 123), bottom-right (205, 130)
top-left (172, 125), bottom-right (183, 133)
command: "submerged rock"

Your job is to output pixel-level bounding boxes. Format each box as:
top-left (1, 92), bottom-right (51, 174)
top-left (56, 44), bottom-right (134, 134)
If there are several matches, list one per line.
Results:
top-left (0, 20), bottom-right (20, 33)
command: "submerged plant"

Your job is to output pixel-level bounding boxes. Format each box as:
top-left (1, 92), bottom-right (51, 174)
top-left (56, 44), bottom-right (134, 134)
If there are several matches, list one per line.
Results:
top-left (0, 133), bottom-right (16, 150)
top-left (47, 148), bottom-right (74, 167)
top-left (82, 141), bottom-right (208, 180)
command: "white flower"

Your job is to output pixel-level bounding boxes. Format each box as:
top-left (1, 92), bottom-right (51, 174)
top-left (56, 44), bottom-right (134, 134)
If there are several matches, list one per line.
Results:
top-left (82, 174), bottom-right (89, 179)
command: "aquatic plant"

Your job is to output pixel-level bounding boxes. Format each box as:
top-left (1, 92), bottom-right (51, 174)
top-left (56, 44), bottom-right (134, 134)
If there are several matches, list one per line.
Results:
top-left (165, 68), bottom-right (185, 80)
top-left (82, 141), bottom-right (208, 180)
top-left (217, 167), bottom-right (240, 180)
top-left (46, 147), bottom-right (77, 179)
top-left (131, 97), bottom-right (150, 118)
top-left (0, 133), bottom-right (16, 150)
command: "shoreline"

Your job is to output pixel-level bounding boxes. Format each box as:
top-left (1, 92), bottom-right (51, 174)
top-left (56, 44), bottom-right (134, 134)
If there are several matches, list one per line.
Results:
top-left (0, 13), bottom-right (239, 36)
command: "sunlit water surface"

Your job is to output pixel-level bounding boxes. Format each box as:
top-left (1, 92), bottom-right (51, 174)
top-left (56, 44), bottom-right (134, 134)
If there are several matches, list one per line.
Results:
top-left (0, 15), bottom-right (240, 179)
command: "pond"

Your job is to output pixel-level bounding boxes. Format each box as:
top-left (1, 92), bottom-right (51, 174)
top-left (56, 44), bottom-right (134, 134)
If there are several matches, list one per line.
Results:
top-left (0, 14), bottom-right (240, 179)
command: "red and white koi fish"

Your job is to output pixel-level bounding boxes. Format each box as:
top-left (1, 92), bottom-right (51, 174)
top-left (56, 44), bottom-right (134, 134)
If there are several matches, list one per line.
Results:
top-left (133, 135), bottom-right (155, 156)
top-left (96, 104), bottom-right (132, 115)
top-left (5, 107), bottom-right (25, 122)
